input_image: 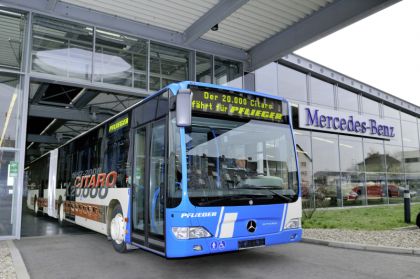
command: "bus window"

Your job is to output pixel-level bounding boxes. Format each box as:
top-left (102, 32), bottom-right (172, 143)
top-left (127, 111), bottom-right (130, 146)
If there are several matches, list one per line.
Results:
top-left (167, 116), bottom-right (182, 208)
top-left (133, 127), bottom-right (146, 231)
top-left (149, 119), bottom-right (166, 236)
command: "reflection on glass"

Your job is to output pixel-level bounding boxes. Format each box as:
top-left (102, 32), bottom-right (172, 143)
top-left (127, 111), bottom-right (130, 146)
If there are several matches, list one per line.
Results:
top-left (401, 120), bottom-right (419, 148)
top-left (312, 132), bottom-right (339, 207)
top-left (196, 52), bottom-right (212, 83)
top-left (406, 173), bottom-right (420, 203)
top-left (149, 120), bottom-right (165, 236)
top-left (338, 87), bottom-right (359, 112)
top-left (312, 133), bottom-right (339, 171)
top-left (362, 97), bottom-right (379, 116)
top-left (214, 57), bottom-right (243, 88)
top-left (150, 43), bottom-right (189, 91)
top-left (339, 136), bottom-right (364, 172)
top-left (185, 117), bottom-right (298, 206)
top-left (384, 144), bottom-right (403, 173)
top-left (32, 15), bottom-right (93, 80)
top-left (94, 28), bottom-right (147, 89)
top-left (295, 131), bottom-right (313, 204)
top-left (0, 9), bottom-right (26, 70)
top-left (278, 64), bottom-right (307, 102)
top-left (310, 77), bottom-right (334, 108)
top-left (363, 141), bottom-right (385, 172)
top-left (133, 128), bottom-right (146, 231)
top-left (383, 105), bottom-right (400, 119)
top-left (0, 74), bottom-right (20, 148)
top-left (403, 148), bottom-right (420, 173)
top-left (167, 116), bottom-right (182, 208)
top-left (365, 173), bottom-right (387, 205)
top-left (400, 112), bottom-right (416, 122)
top-left (314, 173), bottom-right (340, 207)
top-left (342, 172), bottom-right (366, 206)
top-left (0, 151), bottom-right (18, 236)
top-left (255, 63), bottom-right (277, 95)
top-left (387, 173), bottom-right (404, 204)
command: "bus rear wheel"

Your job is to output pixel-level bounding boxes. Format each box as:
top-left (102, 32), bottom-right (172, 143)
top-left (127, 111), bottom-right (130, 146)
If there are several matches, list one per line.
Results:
top-left (416, 212), bottom-right (420, 228)
top-left (110, 205), bottom-right (127, 253)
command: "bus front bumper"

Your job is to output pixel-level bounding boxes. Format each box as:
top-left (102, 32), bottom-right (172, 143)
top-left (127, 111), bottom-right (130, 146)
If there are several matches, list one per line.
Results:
top-left (165, 228), bottom-right (302, 258)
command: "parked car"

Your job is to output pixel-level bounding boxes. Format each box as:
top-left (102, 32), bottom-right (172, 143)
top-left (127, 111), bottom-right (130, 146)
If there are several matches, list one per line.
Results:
top-left (344, 183), bottom-right (416, 201)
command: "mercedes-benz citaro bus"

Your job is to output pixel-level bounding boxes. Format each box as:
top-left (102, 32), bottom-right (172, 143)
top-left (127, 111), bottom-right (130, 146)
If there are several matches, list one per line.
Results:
top-left (25, 81), bottom-right (302, 258)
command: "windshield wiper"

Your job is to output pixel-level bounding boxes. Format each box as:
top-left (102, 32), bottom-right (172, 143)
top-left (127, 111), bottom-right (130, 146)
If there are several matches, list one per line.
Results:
top-left (197, 194), bottom-right (268, 206)
top-left (235, 185), bottom-right (292, 202)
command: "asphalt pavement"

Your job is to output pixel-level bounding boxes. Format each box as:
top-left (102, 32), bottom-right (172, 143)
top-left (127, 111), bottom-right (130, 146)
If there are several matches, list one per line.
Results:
top-left (14, 233), bottom-right (419, 279)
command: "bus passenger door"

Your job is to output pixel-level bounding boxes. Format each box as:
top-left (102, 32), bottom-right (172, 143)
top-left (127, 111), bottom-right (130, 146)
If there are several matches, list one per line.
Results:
top-left (132, 118), bottom-right (166, 252)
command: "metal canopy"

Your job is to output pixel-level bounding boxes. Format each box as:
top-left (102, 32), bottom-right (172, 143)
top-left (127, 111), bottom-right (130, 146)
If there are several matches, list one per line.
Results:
top-left (25, 82), bottom-right (141, 162)
top-left (3, 0), bottom-right (399, 71)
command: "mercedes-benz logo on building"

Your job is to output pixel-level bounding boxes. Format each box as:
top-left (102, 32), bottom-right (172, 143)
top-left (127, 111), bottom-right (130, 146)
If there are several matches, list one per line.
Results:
top-left (247, 220), bottom-right (256, 233)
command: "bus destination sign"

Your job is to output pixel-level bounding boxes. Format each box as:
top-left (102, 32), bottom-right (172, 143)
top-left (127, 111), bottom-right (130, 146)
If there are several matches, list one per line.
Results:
top-left (191, 88), bottom-right (283, 122)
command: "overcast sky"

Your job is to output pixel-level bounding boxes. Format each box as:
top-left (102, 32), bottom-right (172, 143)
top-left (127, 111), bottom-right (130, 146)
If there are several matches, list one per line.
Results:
top-left (295, 0), bottom-right (420, 106)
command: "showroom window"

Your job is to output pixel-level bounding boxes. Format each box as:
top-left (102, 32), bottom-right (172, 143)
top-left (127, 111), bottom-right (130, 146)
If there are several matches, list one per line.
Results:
top-left (31, 15), bottom-right (94, 80)
top-left (94, 28), bottom-right (148, 89)
top-left (294, 130), bottom-right (313, 205)
top-left (310, 76), bottom-right (335, 108)
top-left (0, 9), bottom-right (26, 71)
top-left (196, 52), bottom-right (212, 83)
top-left (277, 64), bottom-right (307, 103)
top-left (362, 96), bottom-right (380, 116)
top-left (255, 63), bottom-right (277, 96)
top-left (214, 56), bottom-right (243, 88)
top-left (337, 87), bottom-right (359, 112)
top-left (149, 42), bottom-right (190, 91)
top-left (312, 132), bottom-right (340, 207)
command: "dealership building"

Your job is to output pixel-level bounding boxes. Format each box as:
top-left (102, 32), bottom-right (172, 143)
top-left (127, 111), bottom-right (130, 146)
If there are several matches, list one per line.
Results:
top-left (0, 0), bottom-right (408, 240)
top-left (256, 56), bottom-right (420, 208)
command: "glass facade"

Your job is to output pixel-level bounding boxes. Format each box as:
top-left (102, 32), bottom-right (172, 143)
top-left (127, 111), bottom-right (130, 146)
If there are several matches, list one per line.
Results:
top-left (150, 43), bottom-right (190, 91)
top-left (30, 15), bottom-right (243, 93)
top-left (0, 9), bottom-right (26, 70)
top-left (255, 62), bottom-right (420, 208)
top-left (94, 28), bottom-right (147, 89)
top-left (32, 15), bottom-right (94, 80)
top-left (0, 7), bottom-right (26, 238)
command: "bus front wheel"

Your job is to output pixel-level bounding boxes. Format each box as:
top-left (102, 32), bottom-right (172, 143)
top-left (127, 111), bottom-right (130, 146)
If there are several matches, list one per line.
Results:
top-left (110, 205), bottom-right (127, 253)
top-left (416, 212), bottom-right (420, 228)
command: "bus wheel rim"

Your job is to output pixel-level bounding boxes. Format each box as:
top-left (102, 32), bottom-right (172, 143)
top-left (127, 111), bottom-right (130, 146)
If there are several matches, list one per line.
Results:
top-left (111, 213), bottom-right (125, 245)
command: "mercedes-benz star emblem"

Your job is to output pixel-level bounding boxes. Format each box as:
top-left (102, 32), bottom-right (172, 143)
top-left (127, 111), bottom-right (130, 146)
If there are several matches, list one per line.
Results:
top-left (247, 220), bottom-right (257, 233)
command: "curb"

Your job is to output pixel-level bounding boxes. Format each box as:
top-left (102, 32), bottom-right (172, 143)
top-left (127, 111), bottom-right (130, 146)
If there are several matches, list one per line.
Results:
top-left (302, 237), bottom-right (420, 256)
top-left (6, 241), bottom-right (30, 279)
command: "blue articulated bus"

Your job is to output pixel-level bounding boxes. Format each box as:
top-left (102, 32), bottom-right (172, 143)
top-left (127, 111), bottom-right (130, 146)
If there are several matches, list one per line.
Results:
top-left (25, 81), bottom-right (302, 258)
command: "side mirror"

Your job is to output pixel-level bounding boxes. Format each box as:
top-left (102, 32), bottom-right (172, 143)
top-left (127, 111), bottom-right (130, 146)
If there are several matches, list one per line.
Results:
top-left (176, 89), bottom-right (192, 127)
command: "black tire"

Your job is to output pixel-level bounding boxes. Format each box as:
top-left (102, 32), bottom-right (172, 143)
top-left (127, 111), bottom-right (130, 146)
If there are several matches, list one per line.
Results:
top-left (110, 205), bottom-right (127, 253)
top-left (416, 212), bottom-right (420, 229)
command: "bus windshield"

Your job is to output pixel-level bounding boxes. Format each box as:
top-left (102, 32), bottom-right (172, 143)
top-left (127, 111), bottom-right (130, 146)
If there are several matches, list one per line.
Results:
top-left (185, 116), bottom-right (298, 206)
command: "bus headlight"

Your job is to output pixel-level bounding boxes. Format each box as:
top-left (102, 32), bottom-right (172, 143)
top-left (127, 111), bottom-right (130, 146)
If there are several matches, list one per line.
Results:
top-left (284, 218), bottom-right (301, 230)
top-left (172, 227), bottom-right (211, 239)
